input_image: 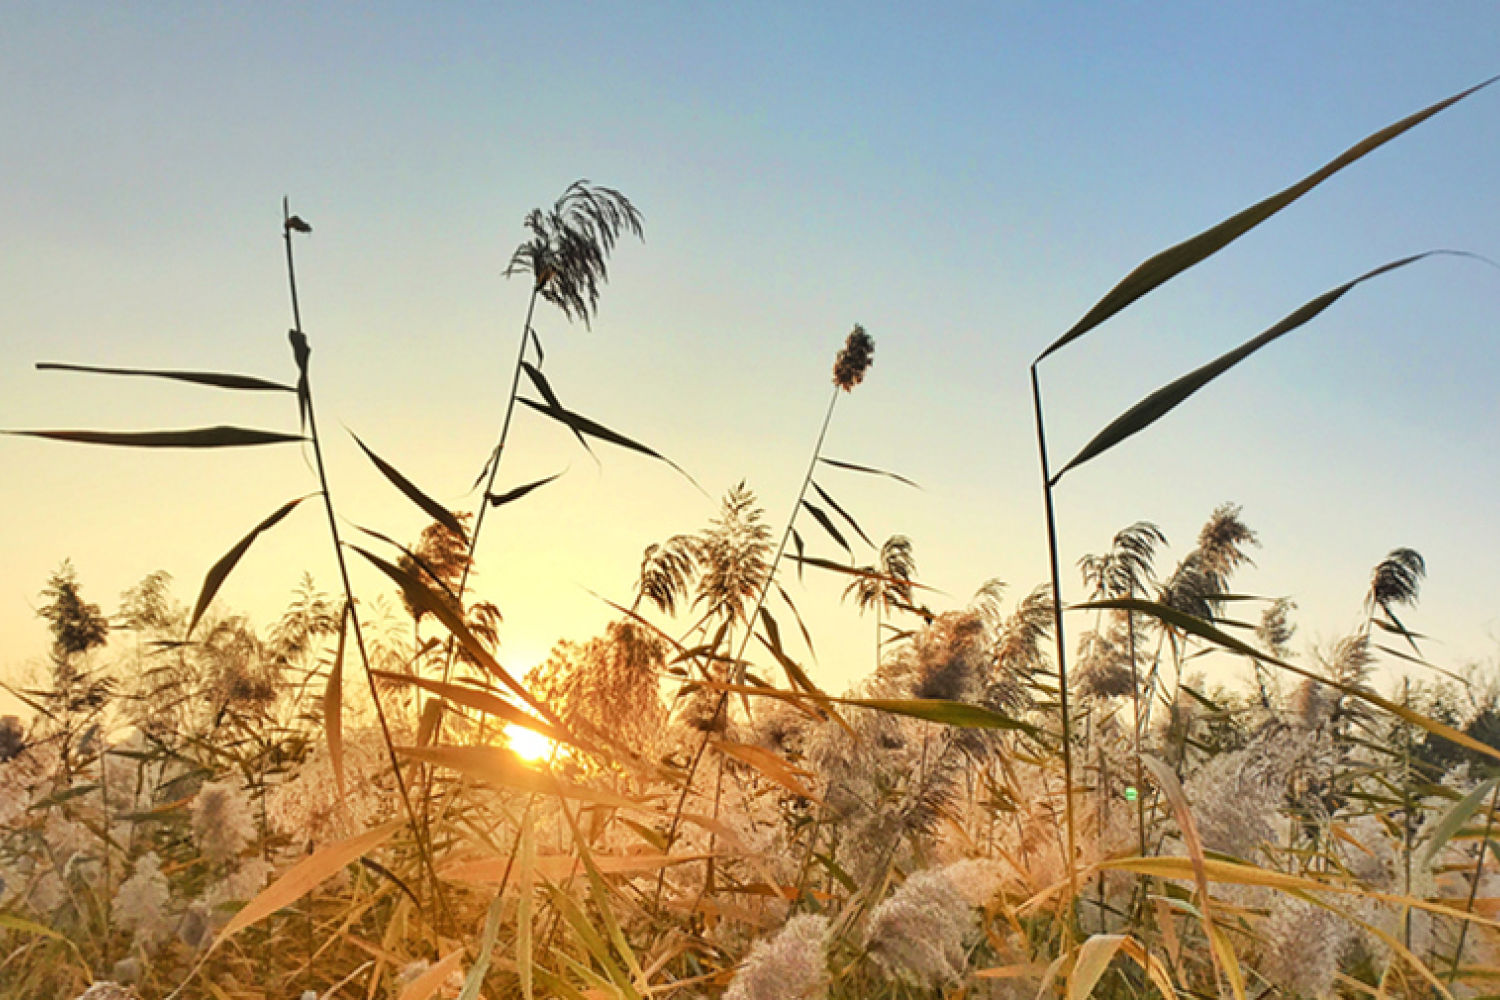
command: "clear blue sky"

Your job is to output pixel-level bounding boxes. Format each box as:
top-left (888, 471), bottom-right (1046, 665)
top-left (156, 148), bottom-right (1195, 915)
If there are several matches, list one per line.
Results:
top-left (3, 3), bottom-right (1499, 708)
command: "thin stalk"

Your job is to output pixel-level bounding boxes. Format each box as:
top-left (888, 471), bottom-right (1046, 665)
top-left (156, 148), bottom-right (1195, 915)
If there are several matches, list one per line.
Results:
top-left (653, 384), bottom-right (842, 913)
top-left (282, 203), bottom-right (447, 929)
top-left (1030, 363), bottom-right (1079, 907)
top-left (1448, 776), bottom-right (1500, 984)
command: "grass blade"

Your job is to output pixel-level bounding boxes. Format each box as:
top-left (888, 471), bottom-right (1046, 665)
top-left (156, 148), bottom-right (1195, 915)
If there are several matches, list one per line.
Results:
top-left (517, 814), bottom-right (536, 1000)
top-left (713, 739), bottom-right (819, 801)
top-left (799, 500), bottom-right (852, 558)
top-left (350, 431), bottom-right (467, 542)
top-left (810, 480), bottom-right (874, 548)
top-left (1053, 252), bottom-right (1459, 482)
top-left (370, 670), bottom-right (575, 748)
top-left (396, 745), bottom-right (651, 811)
top-left (398, 948), bottom-right (465, 1000)
top-left (1038, 75), bottom-right (1498, 362)
top-left (517, 396), bottom-right (700, 489)
top-left (1076, 596), bottom-right (1500, 766)
top-left (188, 495), bottom-right (313, 636)
top-left (487, 470), bottom-right (565, 508)
top-left (818, 456), bottom-right (920, 488)
top-left (211, 820), bottom-right (401, 949)
top-left (1423, 775), bottom-right (1500, 867)
top-left (1069, 934), bottom-right (1127, 1000)
top-left (4, 426), bottom-right (305, 448)
top-left (36, 361), bottom-right (295, 392)
top-left (457, 892), bottom-right (504, 1000)
top-left (519, 360), bottom-right (591, 454)
top-left (351, 544), bottom-right (562, 726)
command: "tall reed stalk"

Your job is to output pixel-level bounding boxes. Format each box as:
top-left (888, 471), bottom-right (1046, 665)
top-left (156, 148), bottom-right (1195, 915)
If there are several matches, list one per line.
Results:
top-left (280, 201), bottom-right (446, 926)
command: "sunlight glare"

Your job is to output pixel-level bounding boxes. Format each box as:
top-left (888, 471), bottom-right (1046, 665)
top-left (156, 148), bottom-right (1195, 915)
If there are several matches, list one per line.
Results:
top-left (504, 723), bottom-right (554, 762)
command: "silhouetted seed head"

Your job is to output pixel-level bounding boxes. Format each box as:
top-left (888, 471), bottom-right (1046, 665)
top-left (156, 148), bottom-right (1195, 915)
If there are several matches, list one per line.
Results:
top-left (833, 324), bottom-right (875, 391)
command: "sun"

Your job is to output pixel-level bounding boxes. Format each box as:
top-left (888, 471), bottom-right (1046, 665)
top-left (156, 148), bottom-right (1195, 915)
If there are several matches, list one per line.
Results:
top-left (504, 723), bottom-right (555, 763)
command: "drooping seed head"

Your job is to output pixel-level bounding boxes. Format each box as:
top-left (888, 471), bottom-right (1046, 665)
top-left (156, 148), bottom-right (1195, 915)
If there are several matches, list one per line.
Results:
top-left (833, 324), bottom-right (875, 391)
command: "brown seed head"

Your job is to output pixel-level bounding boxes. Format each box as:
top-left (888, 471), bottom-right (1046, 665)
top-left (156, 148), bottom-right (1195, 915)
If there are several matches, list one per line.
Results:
top-left (832, 324), bottom-right (875, 391)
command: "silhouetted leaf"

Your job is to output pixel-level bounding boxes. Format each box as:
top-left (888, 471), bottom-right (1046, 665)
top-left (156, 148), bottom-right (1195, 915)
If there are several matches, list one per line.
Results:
top-left (517, 397), bottom-right (700, 489)
top-left (36, 362), bottom-right (295, 393)
top-left (1053, 253), bottom-right (1460, 483)
top-left (5, 426), bottom-right (304, 448)
top-left (818, 456), bottom-right (919, 488)
top-left (350, 431), bottom-right (466, 542)
top-left (790, 527), bottom-right (806, 581)
top-left (370, 671), bottom-right (576, 749)
top-left (519, 361), bottom-right (590, 454)
top-left (528, 325), bottom-right (545, 367)
top-left (487, 470), bottom-right (565, 508)
top-left (288, 330), bottom-right (312, 432)
top-left (799, 500), bottom-right (852, 559)
top-left (188, 495), bottom-right (313, 637)
top-left (349, 523), bottom-right (461, 605)
top-left (350, 545), bottom-right (562, 727)
top-left (1038, 76), bottom-right (1498, 362)
top-left (775, 583), bottom-right (816, 658)
top-left (787, 553), bottom-right (937, 592)
top-left (810, 480), bottom-right (874, 548)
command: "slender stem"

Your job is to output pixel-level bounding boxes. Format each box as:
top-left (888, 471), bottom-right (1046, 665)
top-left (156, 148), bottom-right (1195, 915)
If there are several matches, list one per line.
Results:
top-left (1030, 363), bottom-right (1078, 908)
top-left (282, 203), bottom-right (447, 928)
top-left (1448, 775), bottom-right (1500, 983)
top-left (653, 384), bottom-right (842, 914)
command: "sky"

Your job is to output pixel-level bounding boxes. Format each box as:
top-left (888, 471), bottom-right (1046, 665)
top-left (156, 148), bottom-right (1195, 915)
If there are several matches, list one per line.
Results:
top-left (3, 3), bottom-right (1499, 715)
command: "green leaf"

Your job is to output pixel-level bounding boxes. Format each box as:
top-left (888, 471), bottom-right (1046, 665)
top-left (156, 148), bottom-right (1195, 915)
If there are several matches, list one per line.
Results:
top-left (799, 500), bottom-right (852, 559)
top-left (188, 495), bottom-right (313, 637)
top-left (1038, 75), bottom-right (1498, 362)
top-left (350, 431), bottom-right (466, 543)
top-left (487, 470), bottom-right (565, 508)
top-left (458, 892), bottom-right (505, 1000)
top-left (810, 480), bottom-right (874, 548)
top-left (818, 456), bottom-right (920, 488)
top-left (1053, 253), bottom-right (1460, 482)
top-left (4, 426), bottom-right (305, 448)
top-left (1076, 596), bottom-right (1500, 767)
top-left (839, 697), bottom-right (1041, 737)
top-left (36, 362), bottom-right (295, 392)
top-left (1422, 776), bottom-right (1500, 867)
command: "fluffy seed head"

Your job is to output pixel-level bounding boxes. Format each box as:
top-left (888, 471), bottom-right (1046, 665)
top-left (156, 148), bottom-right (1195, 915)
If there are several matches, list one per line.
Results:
top-left (833, 324), bottom-right (875, 391)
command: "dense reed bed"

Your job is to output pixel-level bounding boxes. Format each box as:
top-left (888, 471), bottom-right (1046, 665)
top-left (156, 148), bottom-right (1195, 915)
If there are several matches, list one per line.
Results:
top-left (3, 80), bottom-right (1499, 1000)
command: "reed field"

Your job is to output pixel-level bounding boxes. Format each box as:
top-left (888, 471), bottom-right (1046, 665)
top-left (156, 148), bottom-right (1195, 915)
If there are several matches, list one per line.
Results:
top-left (5, 79), bottom-right (1500, 1000)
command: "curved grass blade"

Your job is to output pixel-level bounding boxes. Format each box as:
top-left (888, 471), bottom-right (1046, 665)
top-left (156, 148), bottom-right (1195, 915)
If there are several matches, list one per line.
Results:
top-left (397, 745), bottom-right (650, 812)
top-left (398, 948), bottom-right (466, 1000)
top-left (836, 695), bottom-right (1038, 737)
top-left (1077, 596), bottom-right (1500, 766)
top-left (810, 480), bottom-right (874, 548)
top-left (1038, 75), bottom-right (1498, 362)
top-left (5, 426), bottom-right (305, 448)
top-left (351, 545), bottom-right (563, 727)
top-left (36, 362), bottom-right (295, 392)
top-left (520, 361), bottom-right (591, 455)
top-left (458, 893), bottom-right (504, 1000)
top-left (371, 670), bottom-right (575, 748)
top-left (1069, 934), bottom-right (1128, 1000)
top-left (188, 495), bottom-right (313, 637)
top-left (791, 527), bottom-right (806, 581)
top-left (211, 820), bottom-right (400, 950)
top-left (713, 739), bottom-right (819, 801)
top-left (799, 500), bottom-right (852, 559)
top-left (1053, 252), bottom-right (1459, 483)
top-left (775, 583), bottom-right (816, 658)
top-left (818, 456), bottom-right (920, 488)
top-left (787, 553), bottom-right (939, 592)
top-left (517, 396), bottom-right (701, 490)
top-left (350, 431), bottom-right (466, 542)
top-left (350, 523), bottom-right (461, 605)
top-left (528, 325), bottom-right (545, 367)
top-left (1422, 776), bottom-right (1500, 867)
top-left (488, 470), bottom-right (565, 508)
top-left (288, 329), bottom-right (312, 433)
